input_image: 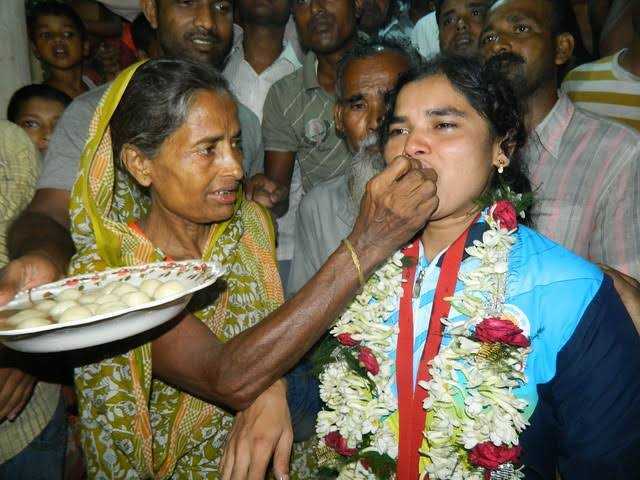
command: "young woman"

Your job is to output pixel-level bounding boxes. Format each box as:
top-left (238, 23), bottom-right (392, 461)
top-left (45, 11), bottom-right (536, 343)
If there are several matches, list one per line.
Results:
top-left (315, 55), bottom-right (640, 480)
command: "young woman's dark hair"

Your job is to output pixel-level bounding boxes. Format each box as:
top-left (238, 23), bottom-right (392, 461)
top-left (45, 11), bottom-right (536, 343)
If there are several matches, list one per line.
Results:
top-left (110, 58), bottom-right (232, 166)
top-left (381, 54), bottom-right (533, 222)
top-left (7, 84), bottom-right (72, 122)
top-left (27, 2), bottom-right (87, 41)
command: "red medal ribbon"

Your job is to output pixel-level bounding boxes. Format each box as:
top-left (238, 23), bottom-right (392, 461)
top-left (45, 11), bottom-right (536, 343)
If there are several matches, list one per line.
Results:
top-left (396, 223), bottom-right (475, 480)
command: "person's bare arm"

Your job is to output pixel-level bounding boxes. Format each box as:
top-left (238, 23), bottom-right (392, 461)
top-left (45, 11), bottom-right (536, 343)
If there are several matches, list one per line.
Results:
top-left (0, 189), bottom-right (74, 303)
top-left (152, 157), bottom-right (439, 410)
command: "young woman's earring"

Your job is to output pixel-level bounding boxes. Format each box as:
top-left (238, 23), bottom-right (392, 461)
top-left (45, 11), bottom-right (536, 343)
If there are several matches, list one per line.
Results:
top-left (498, 165), bottom-right (504, 174)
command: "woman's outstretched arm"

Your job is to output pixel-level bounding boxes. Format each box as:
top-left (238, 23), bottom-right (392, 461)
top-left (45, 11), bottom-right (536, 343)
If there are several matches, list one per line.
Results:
top-left (152, 157), bottom-right (439, 410)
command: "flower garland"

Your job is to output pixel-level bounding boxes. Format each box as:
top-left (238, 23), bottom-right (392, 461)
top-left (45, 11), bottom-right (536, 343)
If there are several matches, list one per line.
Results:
top-left (316, 199), bottom-right (532, 480)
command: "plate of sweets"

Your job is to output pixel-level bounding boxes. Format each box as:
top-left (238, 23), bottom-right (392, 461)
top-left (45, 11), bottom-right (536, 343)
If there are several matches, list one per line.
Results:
top-left (0, 260), bottom-right (225, 353)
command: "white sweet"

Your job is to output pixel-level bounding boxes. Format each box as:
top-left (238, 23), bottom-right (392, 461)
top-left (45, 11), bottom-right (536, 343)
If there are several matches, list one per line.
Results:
top-left (153, 280), bottom-right (186, 300)
top-left (113, 284), bottom-right (138, 296)
top-left (58, 306), bottom-right (93, 323)
top-left (102, 282), bottom-right (120, 295)
top-left (96, 302), bottom-right (126, 315)
top-left (17, 317), bottom-right (52, 329)
top-left (57, 289), bottom-right (82, 301)
top-left (86, 304), bottom-right (98, 315)
top-left (121, 291), bottom-right (151, 307)
top-left (35, 300), bottom-right (57, 313)
top-left (95, 294), bottom-right (120, 305)
top-left (49, 300), bottom-right (78, 317)
top-left (7, 308), bottom-right (47, 326)
top-left (139, 279), bottom-right (161, 298)
top-left (78, 293), bottom-right (100, 305)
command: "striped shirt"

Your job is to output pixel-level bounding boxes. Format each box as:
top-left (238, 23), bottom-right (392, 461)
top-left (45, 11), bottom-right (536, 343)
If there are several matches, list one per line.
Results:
top-left (0, 121), bottom-right (60, 463)
top-left (523, 94), bottom-right (640, 277)
top-left (262, 51), bottom-right (351, 192)
top-left (561, 49), bottom-right (640, 131)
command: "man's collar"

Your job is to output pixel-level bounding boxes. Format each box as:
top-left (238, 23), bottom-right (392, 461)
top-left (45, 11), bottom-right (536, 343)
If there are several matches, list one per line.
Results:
top-left (280, 43), bottom-right (302, 69)
top-left (532, 92), bottom-right (575, 159)
top-left (303, 51), bottom-right (321, 90)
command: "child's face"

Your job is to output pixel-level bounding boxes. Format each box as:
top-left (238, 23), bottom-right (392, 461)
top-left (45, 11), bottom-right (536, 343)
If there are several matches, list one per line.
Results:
top-left (15, 98), bottom-right (66, 155)
top-left (32, 15), bottom-right (85, 70)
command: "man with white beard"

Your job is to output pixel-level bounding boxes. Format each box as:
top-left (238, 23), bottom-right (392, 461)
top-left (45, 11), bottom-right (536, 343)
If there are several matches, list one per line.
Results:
top-left (287, 40), bottom-right (415, 296)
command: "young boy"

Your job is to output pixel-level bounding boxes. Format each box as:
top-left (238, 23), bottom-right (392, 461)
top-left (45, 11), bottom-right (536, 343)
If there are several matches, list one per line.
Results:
top-left (7, 84), bottom-right (71, 156)
top-left (28, 2), bottom-right (92, 98)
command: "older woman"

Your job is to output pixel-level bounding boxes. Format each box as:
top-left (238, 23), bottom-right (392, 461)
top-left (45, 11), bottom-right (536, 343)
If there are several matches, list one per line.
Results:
top-left (66, 57), bottom-right (438, 478)
top-left (68, 58), bottom-right (304, 478)
top-left (315, 55), bottom-right (640, 480)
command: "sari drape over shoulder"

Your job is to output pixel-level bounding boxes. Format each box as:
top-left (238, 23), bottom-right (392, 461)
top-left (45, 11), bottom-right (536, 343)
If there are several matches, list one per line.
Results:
top-left (68, 63), bottom-right (315, 479)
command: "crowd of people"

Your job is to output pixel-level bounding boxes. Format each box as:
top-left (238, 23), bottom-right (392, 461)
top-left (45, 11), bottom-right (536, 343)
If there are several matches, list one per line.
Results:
top-left (0, 0), bottom-right (639, 479)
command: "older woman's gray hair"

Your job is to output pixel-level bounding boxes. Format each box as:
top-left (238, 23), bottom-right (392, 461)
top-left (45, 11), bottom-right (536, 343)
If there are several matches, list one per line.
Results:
top-left (110, 58), bottom-right (231, 166)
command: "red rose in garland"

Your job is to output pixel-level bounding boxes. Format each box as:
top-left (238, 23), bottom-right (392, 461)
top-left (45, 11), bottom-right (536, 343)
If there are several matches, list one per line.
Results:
top-left (357, 346), bottom-right (380, 375)
top-left (490, 200), bottom-right (518, 231)
top-left (324, 431), bottom-right (358, 457)
top-left (337, 333), bottom-right (360, 347)
top-left (475, 317), bottom-right (530, 347)
top-left (469, 441), bottom-right (522, 470)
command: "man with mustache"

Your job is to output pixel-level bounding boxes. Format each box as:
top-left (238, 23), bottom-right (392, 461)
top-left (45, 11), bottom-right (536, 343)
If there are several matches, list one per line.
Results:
top-left (248, 0), bottom-right (359, 284)
top-left (481, 0), bottom-right (640, 326)
top-left (287, 40), bottom-right (415, 295)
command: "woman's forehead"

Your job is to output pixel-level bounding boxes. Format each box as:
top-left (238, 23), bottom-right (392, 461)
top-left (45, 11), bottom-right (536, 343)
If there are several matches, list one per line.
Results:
top-left (183, 91), bottom-right (239, 134)
top-left (395, 75), bottom-right (471, 116)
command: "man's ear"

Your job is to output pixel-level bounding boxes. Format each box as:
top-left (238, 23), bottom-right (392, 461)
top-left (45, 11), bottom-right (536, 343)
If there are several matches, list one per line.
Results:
top-left (141, 0), bottom-right (159, 30)
top-left (121, 144), bottom-right (153, 187)
top-left (334, 102), bottom-right (345, 138)
top-left (554, 32), bottom-right (575, 67)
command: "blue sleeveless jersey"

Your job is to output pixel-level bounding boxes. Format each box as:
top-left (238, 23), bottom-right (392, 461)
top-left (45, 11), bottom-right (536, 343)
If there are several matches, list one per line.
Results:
top-left (385, 221), bottom-right (640, 479)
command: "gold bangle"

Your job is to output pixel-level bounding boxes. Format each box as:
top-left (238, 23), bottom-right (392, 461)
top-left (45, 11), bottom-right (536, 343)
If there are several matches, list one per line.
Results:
top-left (343, 238), bottom-right (365, 288)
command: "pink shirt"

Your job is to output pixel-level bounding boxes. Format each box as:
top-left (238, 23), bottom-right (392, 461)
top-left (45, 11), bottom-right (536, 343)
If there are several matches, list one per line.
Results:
top-left (524, 94), bottom-right (640, 277)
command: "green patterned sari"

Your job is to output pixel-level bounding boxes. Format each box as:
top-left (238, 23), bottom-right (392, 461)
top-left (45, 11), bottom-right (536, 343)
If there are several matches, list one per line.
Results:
top-left (68, 63), bottom-right (316, 479)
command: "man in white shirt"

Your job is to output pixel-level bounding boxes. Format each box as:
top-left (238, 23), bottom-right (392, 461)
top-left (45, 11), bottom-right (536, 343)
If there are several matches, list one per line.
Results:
top-left (222, 0), bottom-right (303, 287)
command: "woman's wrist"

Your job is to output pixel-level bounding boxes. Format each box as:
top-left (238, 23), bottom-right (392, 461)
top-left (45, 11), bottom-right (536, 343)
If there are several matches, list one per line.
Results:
top-left (346, 231), bottom-right (390, 279)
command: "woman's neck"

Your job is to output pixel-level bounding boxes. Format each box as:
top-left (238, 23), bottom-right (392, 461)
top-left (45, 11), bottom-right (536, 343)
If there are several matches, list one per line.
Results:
top-left (420, 207), bottom-right (479, 261)
top-left (140, 201), bottom-right (211, 261)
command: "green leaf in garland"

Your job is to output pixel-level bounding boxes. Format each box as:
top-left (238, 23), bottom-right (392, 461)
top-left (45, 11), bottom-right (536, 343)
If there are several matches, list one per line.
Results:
top-left (311, 334), bottom-right (342, 376)
top-left (358, 451), bottom-right (396, 478)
